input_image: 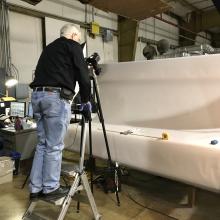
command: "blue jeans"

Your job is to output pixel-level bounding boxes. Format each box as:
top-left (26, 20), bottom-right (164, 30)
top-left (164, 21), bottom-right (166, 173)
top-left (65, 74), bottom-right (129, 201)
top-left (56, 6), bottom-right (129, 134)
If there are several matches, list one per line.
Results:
top-left (29, 91), bottom-right (71, 193)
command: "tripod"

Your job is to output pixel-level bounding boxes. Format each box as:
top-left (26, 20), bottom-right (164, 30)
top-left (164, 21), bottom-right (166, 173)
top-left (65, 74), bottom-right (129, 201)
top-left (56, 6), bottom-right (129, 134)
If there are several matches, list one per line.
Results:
top-left (87, 72), bottom-right (121, 206)
top-left (22, 113), bottom-right (101, 220)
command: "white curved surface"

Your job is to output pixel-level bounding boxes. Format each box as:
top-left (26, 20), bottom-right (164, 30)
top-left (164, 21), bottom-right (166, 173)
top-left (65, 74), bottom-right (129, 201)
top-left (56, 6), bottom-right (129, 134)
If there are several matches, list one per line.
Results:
top-left (65, 123), bottom-right (220, 192)
top-left (65, 54), bottom-right (220, 192)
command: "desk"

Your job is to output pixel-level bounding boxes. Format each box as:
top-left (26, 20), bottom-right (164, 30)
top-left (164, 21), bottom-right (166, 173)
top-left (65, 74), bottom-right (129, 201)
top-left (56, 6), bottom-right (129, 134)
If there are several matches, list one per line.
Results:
top-left (0, 128), bottom-right (37, 160)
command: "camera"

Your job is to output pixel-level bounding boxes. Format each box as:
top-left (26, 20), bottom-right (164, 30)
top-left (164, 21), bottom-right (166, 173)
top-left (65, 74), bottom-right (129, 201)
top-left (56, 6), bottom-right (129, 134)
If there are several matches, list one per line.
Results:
top-left (71, 52), bottom-right (101, 116)
top-left (85, 52), bottom-right (102, 76)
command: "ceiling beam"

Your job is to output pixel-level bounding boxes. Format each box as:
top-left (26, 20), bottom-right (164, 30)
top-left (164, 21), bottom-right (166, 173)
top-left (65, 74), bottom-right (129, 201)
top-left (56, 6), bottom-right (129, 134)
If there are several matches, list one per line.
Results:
top-left (177, 0), bottom-right (200, 11)
top-left (164, 0), bottom-right (201, 12)
top-left (194, 9), bottom-right (220, 32)
top-left (82, 0), bottom-right (170, 21)
top-left (192, 0), bottom-right (210, 4)
top-left (179, 8), bottom-right (220, 46)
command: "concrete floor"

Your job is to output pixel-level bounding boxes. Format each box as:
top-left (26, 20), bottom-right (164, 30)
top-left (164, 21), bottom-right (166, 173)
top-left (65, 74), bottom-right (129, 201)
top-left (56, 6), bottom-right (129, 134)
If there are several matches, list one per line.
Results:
top-left (1, 156), bottom-right (220, 220)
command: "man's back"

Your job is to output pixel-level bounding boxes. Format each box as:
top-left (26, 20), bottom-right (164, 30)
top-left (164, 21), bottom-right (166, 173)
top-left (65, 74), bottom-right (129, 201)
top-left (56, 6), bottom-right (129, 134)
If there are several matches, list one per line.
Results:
top-left (30, 37), bottom-right (87, 94)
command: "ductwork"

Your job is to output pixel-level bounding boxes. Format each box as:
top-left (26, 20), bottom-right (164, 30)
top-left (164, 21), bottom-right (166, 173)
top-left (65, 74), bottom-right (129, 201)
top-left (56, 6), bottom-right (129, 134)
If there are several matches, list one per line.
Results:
top-left (21, 0), bottom-right (42, 5)
top-left (78, 0), bottom-right (91, 4)
top-left (155, 44), bottom-right (216, 59)
top-left (212, 0), bottom-right (220, 13)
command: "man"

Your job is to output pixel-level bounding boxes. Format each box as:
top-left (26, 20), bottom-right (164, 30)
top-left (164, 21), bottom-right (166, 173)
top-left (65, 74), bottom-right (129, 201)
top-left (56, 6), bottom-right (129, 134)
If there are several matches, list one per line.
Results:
top-left (29, 24), bottom-right (91, 200)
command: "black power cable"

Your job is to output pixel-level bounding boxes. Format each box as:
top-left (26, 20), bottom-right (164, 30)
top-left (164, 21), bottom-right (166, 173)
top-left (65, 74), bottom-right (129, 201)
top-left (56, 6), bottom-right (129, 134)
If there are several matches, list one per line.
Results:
top-left (124, 191), bottom-right (179, 220)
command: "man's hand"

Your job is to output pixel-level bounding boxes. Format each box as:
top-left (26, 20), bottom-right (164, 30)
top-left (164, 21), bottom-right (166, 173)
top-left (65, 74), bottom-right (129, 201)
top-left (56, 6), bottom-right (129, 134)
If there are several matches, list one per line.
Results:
top-left (80, 101), bottom-right (92, 112)
top-left (80, 101), bottom-right (92, 120)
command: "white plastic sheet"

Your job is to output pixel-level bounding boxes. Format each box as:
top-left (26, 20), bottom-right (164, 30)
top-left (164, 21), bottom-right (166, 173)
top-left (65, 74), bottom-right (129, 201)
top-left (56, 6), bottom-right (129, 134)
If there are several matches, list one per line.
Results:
top-left (65, 54), bottom-right (220, 192)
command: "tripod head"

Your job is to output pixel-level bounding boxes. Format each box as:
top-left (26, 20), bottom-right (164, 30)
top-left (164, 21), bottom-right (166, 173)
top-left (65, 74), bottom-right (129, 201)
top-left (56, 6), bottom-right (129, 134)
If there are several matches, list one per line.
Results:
top-left (71, 103), bottom-right (92, 123)
top-left (71, 53), bottom-right (101, 120)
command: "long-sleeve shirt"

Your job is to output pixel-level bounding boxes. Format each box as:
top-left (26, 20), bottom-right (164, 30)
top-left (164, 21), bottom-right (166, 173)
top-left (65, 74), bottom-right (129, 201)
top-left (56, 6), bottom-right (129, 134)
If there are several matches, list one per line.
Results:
top-left (30, 37), bottom-right (91, 102)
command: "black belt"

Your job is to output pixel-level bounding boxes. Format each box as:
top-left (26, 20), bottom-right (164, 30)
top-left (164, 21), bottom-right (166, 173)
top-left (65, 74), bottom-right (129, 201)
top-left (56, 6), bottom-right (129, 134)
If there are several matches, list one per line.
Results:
top-left (33, 87), bottom-right (61, 92)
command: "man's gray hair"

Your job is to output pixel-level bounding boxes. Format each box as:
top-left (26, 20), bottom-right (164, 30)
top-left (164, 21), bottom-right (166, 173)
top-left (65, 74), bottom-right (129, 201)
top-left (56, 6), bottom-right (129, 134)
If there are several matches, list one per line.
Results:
top-left (60, 24), bottom-right (80, 37)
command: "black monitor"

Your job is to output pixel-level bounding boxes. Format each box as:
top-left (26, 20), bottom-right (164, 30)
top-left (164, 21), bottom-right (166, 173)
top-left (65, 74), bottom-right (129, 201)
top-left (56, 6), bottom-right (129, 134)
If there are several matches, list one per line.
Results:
top-left (10, 102), bottom-right (26, 118)
top-left (0, 102), bottom-right (5, 115)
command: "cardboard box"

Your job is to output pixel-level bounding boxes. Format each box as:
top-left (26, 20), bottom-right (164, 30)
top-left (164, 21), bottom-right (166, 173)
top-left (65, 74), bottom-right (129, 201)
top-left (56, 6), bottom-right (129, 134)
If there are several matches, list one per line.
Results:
top-left (0, 156), bottom-right (13, 185)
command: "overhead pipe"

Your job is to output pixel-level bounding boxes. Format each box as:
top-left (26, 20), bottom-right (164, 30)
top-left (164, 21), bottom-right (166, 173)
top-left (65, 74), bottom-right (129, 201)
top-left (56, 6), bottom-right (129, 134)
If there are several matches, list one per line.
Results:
top-left (212, 0), bottom-right (220, 12)
top-left (154, 15), bottom-right (211, 41)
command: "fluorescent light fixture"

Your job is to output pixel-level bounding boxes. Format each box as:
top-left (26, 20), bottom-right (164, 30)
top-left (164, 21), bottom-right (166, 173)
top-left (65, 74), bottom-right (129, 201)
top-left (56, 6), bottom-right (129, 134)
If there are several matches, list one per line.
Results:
top-left (5, 77), bottom-right (18, 88)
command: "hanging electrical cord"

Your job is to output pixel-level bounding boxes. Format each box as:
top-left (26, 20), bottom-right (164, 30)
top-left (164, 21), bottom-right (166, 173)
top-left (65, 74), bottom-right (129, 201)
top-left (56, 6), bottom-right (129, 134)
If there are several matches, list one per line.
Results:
top-left (0, 0), bottom-right (19, 83)
top-left (85, 3), bottom-right (89, 57)
top-left (65, 123), bottom-right (79, 149)
top-left (0, 0), bottom-right (10, 72)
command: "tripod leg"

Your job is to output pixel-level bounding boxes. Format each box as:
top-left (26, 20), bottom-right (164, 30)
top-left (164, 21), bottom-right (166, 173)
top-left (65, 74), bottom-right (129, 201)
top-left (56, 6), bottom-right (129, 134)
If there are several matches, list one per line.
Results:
top-left (92, 76), bottom-right (121, 206)
top-left (76, 196), bottom-right (80, 213)
top-left (88, 119), bottom-right (94, 193)
top-left (115, 163), bottom-right (121, 206)
top-left (79, 118), bottom-right (87, 171)
top-left (115, 191), bottom-right (120, 206)
top-left (92, 77), bottom-right (112, 164)
top-left (76, 179), bottom-right (81, 213)
top-left (111, 163), bottom-right (121, 206)
top-left (21, 172), bottom-right (30, 189)
top-left (76, 117), bottom-right (86, 214)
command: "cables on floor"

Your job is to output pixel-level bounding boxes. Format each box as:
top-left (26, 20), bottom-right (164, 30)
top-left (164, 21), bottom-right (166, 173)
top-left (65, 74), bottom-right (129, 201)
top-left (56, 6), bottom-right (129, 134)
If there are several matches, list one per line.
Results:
top-left (118, 172), bottom-right (178, 220)
top-left (124, 190), bottom-right (179, 220)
